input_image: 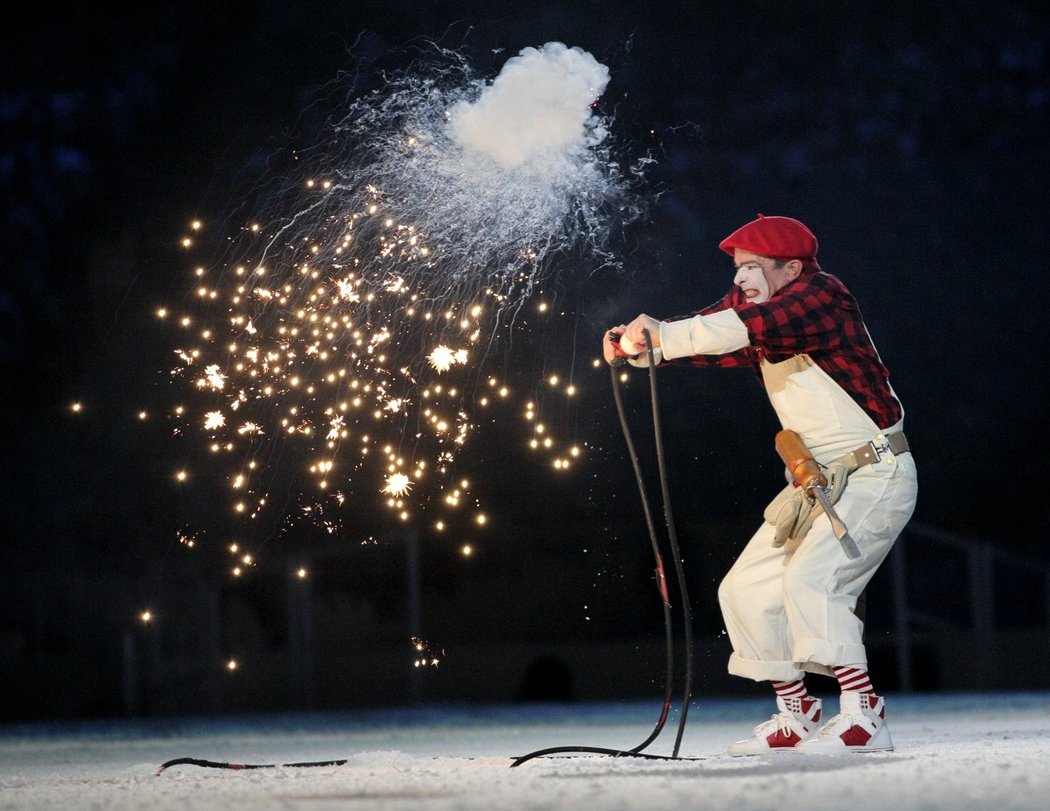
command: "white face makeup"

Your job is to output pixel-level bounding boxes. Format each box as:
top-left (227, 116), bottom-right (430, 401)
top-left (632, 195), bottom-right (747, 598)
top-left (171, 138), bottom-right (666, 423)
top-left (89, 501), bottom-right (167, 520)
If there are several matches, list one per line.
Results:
top-left (733, 261), bottom-right (773, 303)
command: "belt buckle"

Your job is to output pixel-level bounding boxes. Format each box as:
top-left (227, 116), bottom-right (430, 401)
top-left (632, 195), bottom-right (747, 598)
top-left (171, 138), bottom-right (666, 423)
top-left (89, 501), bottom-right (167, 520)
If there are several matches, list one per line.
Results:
top-left (868, 434), bottom-right (892, 462)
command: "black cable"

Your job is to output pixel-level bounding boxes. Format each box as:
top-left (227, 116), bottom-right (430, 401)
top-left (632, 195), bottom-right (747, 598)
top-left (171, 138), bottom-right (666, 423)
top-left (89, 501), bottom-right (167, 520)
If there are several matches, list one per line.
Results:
top-left (609, 345), bottom-right (675, 756)
top-left (156, 757), bottom-right (348, 774)
top-left (508, 747), bottom-right (707, 763)
top-left (509, 345), bottom-right (675, 768)
top-left (642, 328), bottom-right (695, 758)
top-left (510, 329), bottom-right (695, 767)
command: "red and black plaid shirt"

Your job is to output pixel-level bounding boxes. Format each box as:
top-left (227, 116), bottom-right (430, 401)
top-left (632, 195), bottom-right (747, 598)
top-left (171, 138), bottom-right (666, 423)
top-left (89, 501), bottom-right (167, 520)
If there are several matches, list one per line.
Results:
top-left (667, 270), bottom-right (903, 428)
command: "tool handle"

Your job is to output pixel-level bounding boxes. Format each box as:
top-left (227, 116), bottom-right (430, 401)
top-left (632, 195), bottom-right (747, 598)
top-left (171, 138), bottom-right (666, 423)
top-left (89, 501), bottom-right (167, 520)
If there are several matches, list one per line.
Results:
top-left (813, 488), bottom-right (861, 559)
top-left (774, 429), bottom-right (827, 491)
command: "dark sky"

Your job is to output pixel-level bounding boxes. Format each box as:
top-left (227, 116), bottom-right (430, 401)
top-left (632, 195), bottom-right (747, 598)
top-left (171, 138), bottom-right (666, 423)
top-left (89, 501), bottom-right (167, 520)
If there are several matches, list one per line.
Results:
top-left (3, 1), bottom-right (1049, 720)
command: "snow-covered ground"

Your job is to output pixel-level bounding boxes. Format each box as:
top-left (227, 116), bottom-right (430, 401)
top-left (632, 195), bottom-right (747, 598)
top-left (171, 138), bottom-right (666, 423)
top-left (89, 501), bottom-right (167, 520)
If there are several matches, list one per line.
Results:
top-left (2, 692), bottom-right (1048, 810)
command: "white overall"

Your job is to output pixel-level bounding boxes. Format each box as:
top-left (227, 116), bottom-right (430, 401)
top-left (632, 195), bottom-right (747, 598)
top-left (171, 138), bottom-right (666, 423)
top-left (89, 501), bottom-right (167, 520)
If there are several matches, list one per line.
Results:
top-left (717, 354), bottom-right (918, 681)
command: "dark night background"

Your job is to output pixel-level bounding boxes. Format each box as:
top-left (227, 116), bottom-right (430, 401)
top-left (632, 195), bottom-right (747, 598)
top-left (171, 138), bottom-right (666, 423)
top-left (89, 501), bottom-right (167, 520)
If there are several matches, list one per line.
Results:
top-left (3, 1), bottom-right (1049, 723)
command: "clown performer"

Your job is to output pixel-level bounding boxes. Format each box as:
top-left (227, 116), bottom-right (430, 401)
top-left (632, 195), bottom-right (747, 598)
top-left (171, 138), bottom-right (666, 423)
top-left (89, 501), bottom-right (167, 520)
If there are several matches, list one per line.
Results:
top-left (604, 214), bottom-right (917, 754)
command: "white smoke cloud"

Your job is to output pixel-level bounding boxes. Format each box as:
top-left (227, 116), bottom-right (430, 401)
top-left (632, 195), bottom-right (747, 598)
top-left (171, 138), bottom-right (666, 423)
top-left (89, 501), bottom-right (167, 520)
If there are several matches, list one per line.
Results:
top-left (262, 42), bottom-right (647, 328)
top-left (447, 42), bottom-right (610, 171)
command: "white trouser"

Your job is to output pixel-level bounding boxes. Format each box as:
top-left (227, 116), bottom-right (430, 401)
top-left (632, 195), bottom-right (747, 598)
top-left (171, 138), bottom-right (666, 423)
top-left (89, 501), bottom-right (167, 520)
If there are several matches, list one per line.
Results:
top-left (717, 452), bottom-right (918, 682)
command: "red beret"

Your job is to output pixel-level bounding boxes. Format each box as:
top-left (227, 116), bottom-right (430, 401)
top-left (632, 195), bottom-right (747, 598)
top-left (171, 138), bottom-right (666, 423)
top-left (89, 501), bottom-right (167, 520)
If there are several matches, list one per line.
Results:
top-left (719, 214), bottom-right (821, 270)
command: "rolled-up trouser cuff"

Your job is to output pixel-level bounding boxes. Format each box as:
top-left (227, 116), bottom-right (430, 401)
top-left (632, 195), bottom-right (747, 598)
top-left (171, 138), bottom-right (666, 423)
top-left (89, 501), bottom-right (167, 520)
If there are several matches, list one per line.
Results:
top-left (792, 637), bottom-right (867, 671)
top-left (728, 652), bottom-right (804, 682)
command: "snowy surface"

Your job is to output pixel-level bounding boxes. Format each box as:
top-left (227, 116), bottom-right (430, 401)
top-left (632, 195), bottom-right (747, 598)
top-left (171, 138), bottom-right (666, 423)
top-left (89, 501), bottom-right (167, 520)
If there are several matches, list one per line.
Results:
top-left (3, 692), bottom-right (1049, 810)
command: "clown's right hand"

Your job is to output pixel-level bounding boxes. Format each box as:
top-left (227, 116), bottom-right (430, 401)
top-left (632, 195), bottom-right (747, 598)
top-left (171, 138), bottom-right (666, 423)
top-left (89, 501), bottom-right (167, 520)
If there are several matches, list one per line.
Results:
top-left (603, 325), bottom-right (629, 365)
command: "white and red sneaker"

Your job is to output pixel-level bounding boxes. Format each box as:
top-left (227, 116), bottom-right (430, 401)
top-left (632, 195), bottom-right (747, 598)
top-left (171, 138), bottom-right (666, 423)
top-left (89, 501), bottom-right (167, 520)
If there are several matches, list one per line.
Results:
top-left (796, 692), bottom-right (893, 753)
top-left (727, 696), bottom-right (822, 755)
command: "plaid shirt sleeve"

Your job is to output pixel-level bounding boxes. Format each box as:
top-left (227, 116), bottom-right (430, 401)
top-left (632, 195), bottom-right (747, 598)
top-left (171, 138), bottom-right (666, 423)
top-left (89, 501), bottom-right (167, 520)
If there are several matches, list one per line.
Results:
top-left (665, 272), bottom-right (903, 428)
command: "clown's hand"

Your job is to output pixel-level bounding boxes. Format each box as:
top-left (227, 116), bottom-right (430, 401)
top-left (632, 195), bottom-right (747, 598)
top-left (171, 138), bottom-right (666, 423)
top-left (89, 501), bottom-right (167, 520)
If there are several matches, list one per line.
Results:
top-left (622, 314), bottom-right (662, 354)
top-left (603, 325), bottom-right (628, 365)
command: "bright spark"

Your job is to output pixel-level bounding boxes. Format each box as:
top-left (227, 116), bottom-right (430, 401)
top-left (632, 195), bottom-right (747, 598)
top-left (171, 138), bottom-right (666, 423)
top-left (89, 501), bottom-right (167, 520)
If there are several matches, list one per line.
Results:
top-left (382, 473), bottom-right (413, 497)
top-left (204, 411), bottom-right (225, 430)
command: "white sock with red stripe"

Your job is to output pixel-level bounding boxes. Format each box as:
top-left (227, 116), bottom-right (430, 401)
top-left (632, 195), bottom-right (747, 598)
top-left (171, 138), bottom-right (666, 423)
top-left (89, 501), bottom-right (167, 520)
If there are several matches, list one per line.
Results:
top-left (772, 679), bottom-right (810, 702)
top-left (833, 665), bottom-right (875, 694)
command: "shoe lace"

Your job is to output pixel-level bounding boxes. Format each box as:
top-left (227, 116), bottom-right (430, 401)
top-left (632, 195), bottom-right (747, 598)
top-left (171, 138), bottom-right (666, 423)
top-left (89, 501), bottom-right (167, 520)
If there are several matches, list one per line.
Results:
top-left (754, 710), bottom-right (797, 738)
top-left (816, 711), bottom-right (856, 736)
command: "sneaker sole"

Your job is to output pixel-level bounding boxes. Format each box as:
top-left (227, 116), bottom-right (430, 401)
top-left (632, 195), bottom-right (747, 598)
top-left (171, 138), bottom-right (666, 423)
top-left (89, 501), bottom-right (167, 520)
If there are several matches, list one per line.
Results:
top-left (796, 744), bottom-right (894, 754)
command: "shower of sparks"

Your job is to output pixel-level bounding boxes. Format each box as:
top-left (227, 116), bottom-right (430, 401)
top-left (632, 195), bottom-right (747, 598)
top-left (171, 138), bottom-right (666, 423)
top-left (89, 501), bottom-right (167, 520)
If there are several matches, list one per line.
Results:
top-left (152, 42), bottom-right (649, 589)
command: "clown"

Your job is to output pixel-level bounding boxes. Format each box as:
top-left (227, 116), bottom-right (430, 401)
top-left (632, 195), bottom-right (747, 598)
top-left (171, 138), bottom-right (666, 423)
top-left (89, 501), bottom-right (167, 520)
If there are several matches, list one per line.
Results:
top-left (604, 214), bottom-right (917, 754)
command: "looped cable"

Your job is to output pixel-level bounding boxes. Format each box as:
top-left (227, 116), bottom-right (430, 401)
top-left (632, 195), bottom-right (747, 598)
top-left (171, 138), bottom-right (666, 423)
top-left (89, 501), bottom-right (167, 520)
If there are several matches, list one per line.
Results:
top-left (510, 328), bottom-right (695, 767)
